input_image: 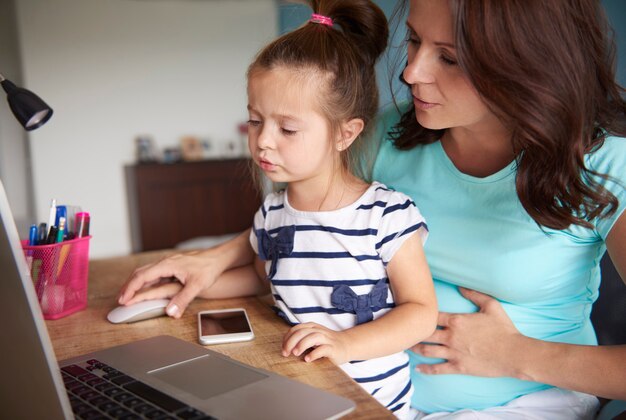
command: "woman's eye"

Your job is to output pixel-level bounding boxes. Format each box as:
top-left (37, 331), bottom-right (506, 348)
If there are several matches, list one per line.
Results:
top-left (281, 128), bottom-right (297, 136)
top-left (407, 35), bottom-right (420, 45)
top-left (405, 27), bottom-right (421, 45)
top-left (440, 54), bottom-right (458, 66)
top-left (247, 119), bottom-right (261, 127)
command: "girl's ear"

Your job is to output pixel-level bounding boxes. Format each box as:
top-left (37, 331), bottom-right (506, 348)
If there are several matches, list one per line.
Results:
top-left (336, 118), bottom-right (365, 152)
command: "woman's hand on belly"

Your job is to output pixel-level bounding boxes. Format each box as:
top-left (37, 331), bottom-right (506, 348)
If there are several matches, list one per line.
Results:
top-left (411, 287), bottom-right (529, 380)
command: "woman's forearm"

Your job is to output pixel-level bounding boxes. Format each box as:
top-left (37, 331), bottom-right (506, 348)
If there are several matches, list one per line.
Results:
top-left (197, 264), bottom-right (269, 300)
top-left (194, 228), bottom-right (254, 273)
top-left (512, 336), bottom-right (626, 399)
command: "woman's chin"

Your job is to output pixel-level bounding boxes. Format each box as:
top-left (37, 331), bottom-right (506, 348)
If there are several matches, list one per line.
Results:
top-left (415, 115), bottom-right (446, 131)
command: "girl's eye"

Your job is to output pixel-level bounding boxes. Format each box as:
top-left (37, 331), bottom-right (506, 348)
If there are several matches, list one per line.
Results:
top-left (281, 128), bottom-right (297, 136)
top-left (247, 119), bottom-right (261, 127)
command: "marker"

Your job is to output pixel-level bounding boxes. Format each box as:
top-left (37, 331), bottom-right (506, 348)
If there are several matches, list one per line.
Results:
top-left (47, 199), bottom-right (57, 235)
top-left (56, 217), bottom-right (66, 243)
top-left (64, 205), bottom-right (82, 237)
top-left (26, 225), bottom-right (37, 270)
top-left (56, 244), bottom-right (71, 277)
top-left (55, 205), bottom-right (67, 236)
top-left (37, 223), bottom-right (47, 245)
top-left (47, 226), bottom-right (58, 245)
top-left (28, 224), bottom-right (37, 246)
top-left (75, 212), bottom-right (90, 238)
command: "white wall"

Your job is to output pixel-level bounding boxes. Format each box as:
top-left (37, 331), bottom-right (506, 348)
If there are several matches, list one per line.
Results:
top-left (0, 0), bottom-right (33, 234)
top-left (15, 0), bottom-right (277, 258)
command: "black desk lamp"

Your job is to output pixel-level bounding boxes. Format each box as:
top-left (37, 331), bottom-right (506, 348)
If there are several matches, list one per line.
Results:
top-left (1, 73), bottom-right (53, 131)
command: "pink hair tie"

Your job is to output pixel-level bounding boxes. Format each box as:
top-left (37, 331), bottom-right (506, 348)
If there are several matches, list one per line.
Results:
top-left (310, 13), bottom-right (333, 27)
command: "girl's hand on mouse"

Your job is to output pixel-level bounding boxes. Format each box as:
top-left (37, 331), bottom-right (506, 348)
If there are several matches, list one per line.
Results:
top-left (282, 322), bottom-right (351, 366)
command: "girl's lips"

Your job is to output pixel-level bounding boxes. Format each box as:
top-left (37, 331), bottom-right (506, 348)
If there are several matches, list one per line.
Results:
top-left (259, 159), bottom-right (276, 171)
top-left (413, 95), bottom-right (438, 110)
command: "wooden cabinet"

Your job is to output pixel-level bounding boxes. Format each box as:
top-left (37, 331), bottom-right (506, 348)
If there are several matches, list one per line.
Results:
top-left (125, 159), bottom-right (261, 252)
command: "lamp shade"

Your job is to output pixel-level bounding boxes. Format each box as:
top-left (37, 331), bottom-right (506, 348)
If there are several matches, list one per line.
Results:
top-left (1, 77), bottom-right (53, 131)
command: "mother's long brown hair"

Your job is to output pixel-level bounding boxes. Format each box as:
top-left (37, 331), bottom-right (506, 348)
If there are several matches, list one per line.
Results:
top-left (390, 0), bottom-right (626, 229)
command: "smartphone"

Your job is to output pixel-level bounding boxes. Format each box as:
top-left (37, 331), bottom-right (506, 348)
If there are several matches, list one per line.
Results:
top-left (197, 308), bottom-right (255, 345)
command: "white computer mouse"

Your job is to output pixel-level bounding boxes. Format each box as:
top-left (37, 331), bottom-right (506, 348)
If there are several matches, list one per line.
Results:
top-left (106, 298), bottom-right (170, 324)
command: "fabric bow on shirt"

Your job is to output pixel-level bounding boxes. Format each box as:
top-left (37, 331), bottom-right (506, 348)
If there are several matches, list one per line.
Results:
top-left (257, 225), bottom-right (296, 279)
top-left (330, 278), bottom-right (389, 325)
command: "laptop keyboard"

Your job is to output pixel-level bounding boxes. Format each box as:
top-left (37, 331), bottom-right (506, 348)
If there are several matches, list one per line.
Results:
top-left (61, 359), bottom-right (217, 420)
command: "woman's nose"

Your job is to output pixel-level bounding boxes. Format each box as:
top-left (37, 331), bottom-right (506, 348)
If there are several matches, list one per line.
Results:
top-left (403, 49), bottom-right (436, 85)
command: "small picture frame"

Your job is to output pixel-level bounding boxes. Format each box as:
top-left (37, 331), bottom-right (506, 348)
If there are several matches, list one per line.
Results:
top-left (180, 136), bottom-right (204, 161)
top-left (135, 135), bottom-right (160, 163)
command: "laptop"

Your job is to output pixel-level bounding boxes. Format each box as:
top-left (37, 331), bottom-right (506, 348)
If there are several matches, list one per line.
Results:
top-left (0, 181), bottom-right (355, 420)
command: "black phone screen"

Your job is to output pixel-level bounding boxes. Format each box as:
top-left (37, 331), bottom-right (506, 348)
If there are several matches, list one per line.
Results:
top-left (199, 311), bottom-right (251, 336)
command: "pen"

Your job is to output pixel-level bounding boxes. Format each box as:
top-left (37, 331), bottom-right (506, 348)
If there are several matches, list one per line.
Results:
top-left (47, 226), bottom-right (58, 245)
top-left (75, 212), bottom-right (90, 238)
top-left (37, 223), bottom-right (47, 245)
top-left (28, 224), bottom-right (37, 246)
top-left (56, 218), bottom-right (71, 277)
top-left (64, 205), bottom-right (82, 237)
top-left (56, 217), bottom-right (66, 243)
top-left (55, 205), bottom-right (67, 238)
top-left (56, 244), bottom-right (71, 277)
top-left (47, 199), bottom-right (56, 236)
top-left (26, 224), bottom-right (37, 270)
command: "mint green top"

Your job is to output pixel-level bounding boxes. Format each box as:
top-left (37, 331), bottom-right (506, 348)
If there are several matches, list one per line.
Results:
top-left (372, 106), bottom-right (626, 412)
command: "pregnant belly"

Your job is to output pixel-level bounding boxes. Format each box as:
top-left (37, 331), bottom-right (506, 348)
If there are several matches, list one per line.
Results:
top-left (408, 356), bottom-right (550, 412)
top-left (411, 281), bottom-right (551, 412)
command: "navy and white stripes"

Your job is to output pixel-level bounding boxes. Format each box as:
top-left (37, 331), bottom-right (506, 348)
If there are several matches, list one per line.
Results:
top-left (250, 182), bottom-right (428, 419)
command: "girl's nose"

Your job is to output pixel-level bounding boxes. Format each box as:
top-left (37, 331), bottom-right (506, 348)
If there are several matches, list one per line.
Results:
top-left (256, 125), bottom-right (274, 150)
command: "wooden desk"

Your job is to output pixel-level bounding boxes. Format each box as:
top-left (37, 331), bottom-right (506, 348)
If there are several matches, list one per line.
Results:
top-left (46, 251), bottom-right (393, 419)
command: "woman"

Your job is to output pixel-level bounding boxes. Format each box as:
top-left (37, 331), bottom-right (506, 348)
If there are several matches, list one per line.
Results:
top-left (118, 0), bottom-right (626, 417)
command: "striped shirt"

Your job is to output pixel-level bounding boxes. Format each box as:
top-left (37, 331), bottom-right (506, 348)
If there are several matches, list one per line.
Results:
top-left (250, 182), bottom-right (428, 419)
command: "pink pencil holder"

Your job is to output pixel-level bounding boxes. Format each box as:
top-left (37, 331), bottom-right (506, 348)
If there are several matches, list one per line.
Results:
top-left (22, 236), bottom-right (91, 320)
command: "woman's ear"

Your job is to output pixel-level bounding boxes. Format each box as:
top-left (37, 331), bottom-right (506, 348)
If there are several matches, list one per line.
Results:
top-left (336, 118), bottom-right (365, 152)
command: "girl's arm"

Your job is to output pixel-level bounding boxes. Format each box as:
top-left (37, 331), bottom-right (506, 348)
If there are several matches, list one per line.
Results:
top-left (118, 228), bottom-right (255, 318)
top-left (283, 233), bottom-right (438, 365)
top-left (412, 212), bottom-right (626, 400)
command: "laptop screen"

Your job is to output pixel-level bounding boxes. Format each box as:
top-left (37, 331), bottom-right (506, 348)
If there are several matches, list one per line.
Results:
top-left (0, 181), bottom-right (72, 418)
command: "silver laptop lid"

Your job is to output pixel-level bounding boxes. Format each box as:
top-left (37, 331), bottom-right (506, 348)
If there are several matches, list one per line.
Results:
top-left (0, 181), bottom-right (72, 419)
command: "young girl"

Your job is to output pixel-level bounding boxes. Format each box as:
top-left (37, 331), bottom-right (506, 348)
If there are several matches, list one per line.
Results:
top-left (120, 1), bottom-right (437, 417)
top-left (244, 1), bottom-right (437, 416)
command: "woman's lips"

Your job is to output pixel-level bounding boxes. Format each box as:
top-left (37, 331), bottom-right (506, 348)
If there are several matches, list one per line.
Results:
top-left (413, 95), bottom-right (437, 110)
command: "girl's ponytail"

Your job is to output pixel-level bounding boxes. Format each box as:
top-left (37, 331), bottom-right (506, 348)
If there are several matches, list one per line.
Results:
top-left (311, 0), bottom-right (388, 66)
